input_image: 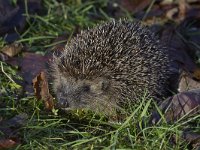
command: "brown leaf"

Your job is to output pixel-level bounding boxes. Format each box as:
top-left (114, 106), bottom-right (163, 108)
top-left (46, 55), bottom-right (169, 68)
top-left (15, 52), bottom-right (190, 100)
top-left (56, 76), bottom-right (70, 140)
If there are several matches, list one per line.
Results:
top-left (120, 0), bottom-right (151, 14)
top-left (0, 52), bottom-right (9, 61)
top-left (33, 71), bottom-right (54, 110)
top-left (178, 0), bottom-right (190, 21)
top-left (166, 7), bottom-right (178, 20)
top-left (176, 18), bottom-right (200, 63)
top-left (170, 130), bottom-right (200, 150)
top-left (182, 131), bottom-right (200, 149)
top-left (19, 52), bottom-right (50, 93)
top-left (160, 0), bottom-right (175, 5)
top-left (193, 68), bottom-right (200, 80)
top-left (0, 0), bottom-right (43, 42)
top-left (1, 42), bottom-right (22, 57)
top-left (0, 138), bottom-right (18, 149)
top-left (162, 0), bottom-right (191, 22)
top-left (4, 51), bottom-right (54, 95)
top-left (161, 25), bottom-right (198, 73)
top-left (151, 89), bottom-right (200, 124)
top-left (0, 113), bottom-right (28, 135)
top-left (0, 114), bottom-right (27, 149)
top-left (178, 71), bottom-right (200, 92)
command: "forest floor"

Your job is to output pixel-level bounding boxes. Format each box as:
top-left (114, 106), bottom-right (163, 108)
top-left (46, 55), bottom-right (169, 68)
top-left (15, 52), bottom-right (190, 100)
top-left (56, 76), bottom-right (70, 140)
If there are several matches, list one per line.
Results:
top-left (0, 0), bottom-right (200, 149)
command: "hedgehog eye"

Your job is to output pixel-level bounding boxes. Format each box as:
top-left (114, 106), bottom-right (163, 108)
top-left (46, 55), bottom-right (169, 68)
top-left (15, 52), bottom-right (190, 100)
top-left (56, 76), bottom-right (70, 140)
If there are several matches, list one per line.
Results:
top-left (82, 85), bottom-right (90, 92)
top-left (73, 59), bottom-right (81, 68)
top-left (101, 80), bottom-right (109, 91)
top-left (60, 57), bottom-right (64, 64)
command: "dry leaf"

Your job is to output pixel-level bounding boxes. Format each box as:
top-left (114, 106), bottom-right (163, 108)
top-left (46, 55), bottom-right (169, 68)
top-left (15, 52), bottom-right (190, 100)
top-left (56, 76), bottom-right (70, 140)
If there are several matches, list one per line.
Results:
top-left (178, 71), bottom-right (200, 92)
top-left (0, 52), bottom-right (9, 61)
top-left (178, 0), bottom-right (190, 21)
top-left (120, 0), bottom-right (151, 14)
top-left (1, 42), bottom-right (22, 57)
top-left (0, 0), bottom-right (42, 42)
top-left (0, 138), bottom-right (18, 149)
top-left (182, 131), bottom-right (200, 149)
top-left (0, 114), bottom-right (27, 149)
top-left (0, 113), bottom-right (28, 134)
top-left (19, 52), bottom-right (50, 93)
top-left (33, 71), bottom-right (54, 110)
top-left (193, 68), bottom-right (200, 80)
top-left (161, 25), bottom-right (198, 73)
top-left (166, 7), bottom-right (178, 20)
top-left (151, 89), bottom-right (200, 124)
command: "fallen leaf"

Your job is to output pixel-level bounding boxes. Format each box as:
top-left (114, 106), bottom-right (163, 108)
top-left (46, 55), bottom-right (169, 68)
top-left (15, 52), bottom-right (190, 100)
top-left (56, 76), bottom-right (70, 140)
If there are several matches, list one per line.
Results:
top-left (0, 0), bottom-right (42, 42)
top-left (0, 113), bottom-right (27, 149)
top-left (178, 0), bottom-right (190, 21)
top-left (178, 71), bottom-right (200, 92)
top-left (33, 71), bottom-right (54, 110)
top-left (0, 113), bottom-right (28, 134)
top-left (0, 52), bottom-right (9, 61)
top-left (120, 0), bottom-right (151, 14)
top-left (179, 18), bottom-right (200, 68)
top-left (193, 68), bottom-right (200, 80)
top-left (19, 52), bottom-right (50, 93)
top-left (4, 50), bottom-right (57, 95)
top-left (0, 138), bottom-right (18, 149)
top-left (181, 131), bottom-right (200, 149)
top-left (166, 7), bottom-right (178, 20)
top-left (151, 89), bottom-right (200, 124)
top-left (161, 24), bottom-right (198, 73)
top-left (160, 0), bottom-right (174, 5)
top-left (1, 42), bottom-right (23, 57)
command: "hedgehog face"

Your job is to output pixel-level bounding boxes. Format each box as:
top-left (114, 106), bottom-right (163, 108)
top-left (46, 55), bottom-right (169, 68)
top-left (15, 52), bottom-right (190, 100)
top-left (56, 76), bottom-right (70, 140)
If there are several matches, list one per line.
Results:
top-left (53, 76), bottom-right (118, 115)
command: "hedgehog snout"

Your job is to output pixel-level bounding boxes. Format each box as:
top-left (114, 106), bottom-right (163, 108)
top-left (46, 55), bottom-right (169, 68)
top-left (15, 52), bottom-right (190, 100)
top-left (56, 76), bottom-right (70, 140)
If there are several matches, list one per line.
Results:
top-left (56, 91), bottom-right (70, 108)
top-left (58, 97), bottom-right (69, 108)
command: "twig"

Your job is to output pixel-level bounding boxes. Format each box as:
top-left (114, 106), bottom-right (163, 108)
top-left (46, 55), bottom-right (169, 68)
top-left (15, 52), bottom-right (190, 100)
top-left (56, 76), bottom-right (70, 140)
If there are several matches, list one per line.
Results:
top-left (142, 0), bottom-right (156, 21)
top-left (1, 62), bottom-right (15, 83)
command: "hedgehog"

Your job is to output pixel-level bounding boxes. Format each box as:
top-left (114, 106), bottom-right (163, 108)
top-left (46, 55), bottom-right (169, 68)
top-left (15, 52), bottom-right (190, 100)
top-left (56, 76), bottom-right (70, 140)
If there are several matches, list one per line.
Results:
top-left (50, 19), bottom-right (174, 116)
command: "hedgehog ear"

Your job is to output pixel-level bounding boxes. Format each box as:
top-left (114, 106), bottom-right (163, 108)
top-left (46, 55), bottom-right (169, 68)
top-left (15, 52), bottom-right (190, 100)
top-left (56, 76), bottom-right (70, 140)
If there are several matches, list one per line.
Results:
top-left (49, 53), bottom-right (60, 73)
top-left (52, 53), bottom-right (60, 65)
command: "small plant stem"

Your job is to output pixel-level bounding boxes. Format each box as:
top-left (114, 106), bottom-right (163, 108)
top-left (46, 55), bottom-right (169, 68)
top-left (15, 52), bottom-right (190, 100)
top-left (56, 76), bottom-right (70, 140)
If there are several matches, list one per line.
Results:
top-left (1, 62), bottom-right (15, 83)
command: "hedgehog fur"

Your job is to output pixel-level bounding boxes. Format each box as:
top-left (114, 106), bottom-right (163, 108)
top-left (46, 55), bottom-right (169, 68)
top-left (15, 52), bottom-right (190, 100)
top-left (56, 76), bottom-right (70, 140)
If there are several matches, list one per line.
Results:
top-left (50, 19), bottom-right (172, 116)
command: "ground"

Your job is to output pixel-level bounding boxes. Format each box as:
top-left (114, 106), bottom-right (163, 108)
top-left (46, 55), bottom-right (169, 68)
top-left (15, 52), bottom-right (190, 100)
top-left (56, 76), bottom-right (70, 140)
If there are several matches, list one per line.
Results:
top-left (0, 0), bottom-right (200, 149)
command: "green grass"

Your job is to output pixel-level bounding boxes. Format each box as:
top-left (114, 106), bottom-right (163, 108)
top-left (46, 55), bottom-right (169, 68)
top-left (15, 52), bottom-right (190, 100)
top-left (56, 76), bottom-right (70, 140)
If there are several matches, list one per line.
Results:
top-left (0, 87), bottom-right (185, 150)
top-left (0, 65), bottom-right (195, 149)
top-left (17, 0), bottom-right (112, 52)
top-left (0, 0), bottom-right (199, 149)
